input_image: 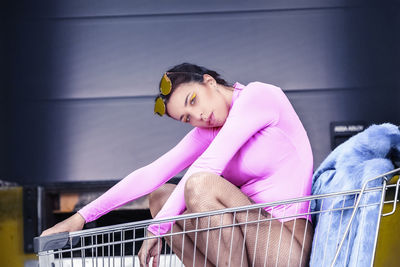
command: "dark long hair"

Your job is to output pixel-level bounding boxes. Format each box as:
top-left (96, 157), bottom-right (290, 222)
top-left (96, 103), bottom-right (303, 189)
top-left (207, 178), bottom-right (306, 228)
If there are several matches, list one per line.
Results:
top-left (156, 63), bottom-right (231, 116)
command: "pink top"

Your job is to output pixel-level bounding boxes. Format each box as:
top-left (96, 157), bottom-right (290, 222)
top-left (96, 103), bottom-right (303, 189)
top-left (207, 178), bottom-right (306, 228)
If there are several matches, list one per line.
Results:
top-left (78, 82), bottom-right (313, 236)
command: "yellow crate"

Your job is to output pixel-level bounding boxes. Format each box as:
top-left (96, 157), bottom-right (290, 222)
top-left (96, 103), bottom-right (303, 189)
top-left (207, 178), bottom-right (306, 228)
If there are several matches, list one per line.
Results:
top-left (374, 175), bottom-right (400, 267)
top-left (0, 187), bottom-right (36, 267)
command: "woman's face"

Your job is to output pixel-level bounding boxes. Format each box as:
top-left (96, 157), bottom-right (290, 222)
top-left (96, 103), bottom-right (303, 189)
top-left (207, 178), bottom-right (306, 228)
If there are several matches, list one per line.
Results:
top-left (166, 75), bottom-right (232, 128)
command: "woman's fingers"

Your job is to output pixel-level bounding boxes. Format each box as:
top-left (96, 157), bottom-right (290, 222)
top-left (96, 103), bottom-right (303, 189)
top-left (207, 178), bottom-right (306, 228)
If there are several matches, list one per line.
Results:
top-left (138, 246), bottom-right (147, 266)
top-left (40, 213), bottom-right (85, 237)
top-left (152, 251), bottom-right (160, 267)
top-left (138, 237), bottom-right (160, 267)
top-left (150, 242), bottom-right (161, 267)
top-left (40, 229), bottom-right (52, 237)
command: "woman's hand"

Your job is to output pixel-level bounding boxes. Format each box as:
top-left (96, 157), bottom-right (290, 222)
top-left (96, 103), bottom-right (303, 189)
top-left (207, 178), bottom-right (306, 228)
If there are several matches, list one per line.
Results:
top-left (40, 212), bottom-right (85, 237)
top-left (138, 231), bottom-right (162, 267)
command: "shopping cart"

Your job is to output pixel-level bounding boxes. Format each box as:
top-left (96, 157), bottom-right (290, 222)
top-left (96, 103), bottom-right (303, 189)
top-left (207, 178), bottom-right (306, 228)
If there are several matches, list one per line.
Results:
top-left (34, 168), bottom-right (400, 267)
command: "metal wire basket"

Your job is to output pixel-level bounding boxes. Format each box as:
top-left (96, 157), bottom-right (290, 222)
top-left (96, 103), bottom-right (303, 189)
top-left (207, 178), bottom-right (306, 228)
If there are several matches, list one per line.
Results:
top-left (34, 168), bottom-right (400, 267)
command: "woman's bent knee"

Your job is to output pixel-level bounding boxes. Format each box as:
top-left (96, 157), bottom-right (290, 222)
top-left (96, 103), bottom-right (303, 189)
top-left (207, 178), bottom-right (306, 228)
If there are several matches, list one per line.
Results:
top-left (149, 183), bottom-right (175, 218)
top-left (184, 172), bottom-right (221, 209)
top-left (184, 172), bottom-right (215, 197)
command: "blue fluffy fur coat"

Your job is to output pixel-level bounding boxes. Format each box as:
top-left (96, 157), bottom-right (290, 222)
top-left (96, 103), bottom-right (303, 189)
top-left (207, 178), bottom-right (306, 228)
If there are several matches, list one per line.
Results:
top-left (309, 123), bottom-right (400, 266)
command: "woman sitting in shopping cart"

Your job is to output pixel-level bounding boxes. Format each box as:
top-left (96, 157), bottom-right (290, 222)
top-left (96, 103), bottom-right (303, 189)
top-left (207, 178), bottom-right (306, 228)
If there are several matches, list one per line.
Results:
top-left (42, 63), bottom-right (315, 266)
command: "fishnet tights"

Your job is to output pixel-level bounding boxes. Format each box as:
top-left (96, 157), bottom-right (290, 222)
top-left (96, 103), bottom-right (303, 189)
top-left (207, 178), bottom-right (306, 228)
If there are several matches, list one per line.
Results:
top-left (150, 174), bottom-right (314, 266)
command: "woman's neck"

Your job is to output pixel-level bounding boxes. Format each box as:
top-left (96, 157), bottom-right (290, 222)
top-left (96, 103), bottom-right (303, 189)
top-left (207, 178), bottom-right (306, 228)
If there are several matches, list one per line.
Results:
top-left (217, 84), bottom-right (235, 108)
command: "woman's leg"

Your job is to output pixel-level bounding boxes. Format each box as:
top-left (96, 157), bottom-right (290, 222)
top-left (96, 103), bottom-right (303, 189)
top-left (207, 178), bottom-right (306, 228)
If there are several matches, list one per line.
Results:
top-left (149, 174), bottom-right (314, 266)
top-left (149, 184), bottom-right (214, 267)
top-left (184, 173), bottom-right (251, 267)
top-left (283, 218), bottom-right (314, 266)
top-left (184, 172), bottom-right (314, 267)
top-left (150, 182), bottom-right (248, 267)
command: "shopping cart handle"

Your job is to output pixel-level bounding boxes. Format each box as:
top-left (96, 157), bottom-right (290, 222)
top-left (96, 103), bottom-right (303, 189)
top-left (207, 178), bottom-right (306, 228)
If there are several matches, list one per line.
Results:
top-left (34, 232), bottom-right (72, 253)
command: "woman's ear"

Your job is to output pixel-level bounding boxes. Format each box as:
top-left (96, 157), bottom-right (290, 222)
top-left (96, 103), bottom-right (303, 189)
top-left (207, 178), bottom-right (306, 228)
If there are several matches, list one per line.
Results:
top-left (203, 74), bottom-right (217, 88)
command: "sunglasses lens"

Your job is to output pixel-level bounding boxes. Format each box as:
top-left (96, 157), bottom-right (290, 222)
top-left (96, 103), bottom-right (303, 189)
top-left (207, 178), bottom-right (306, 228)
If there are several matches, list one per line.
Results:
top-left (154, 97), bottom-right (166, 116)
top-left (160, 73), bottom-right (172, 95)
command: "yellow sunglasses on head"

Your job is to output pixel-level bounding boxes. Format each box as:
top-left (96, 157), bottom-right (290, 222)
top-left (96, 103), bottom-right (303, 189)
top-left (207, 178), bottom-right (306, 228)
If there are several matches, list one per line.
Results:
top-left (154, 72), bottom-right (201, 116)
top-left (154, 73), bottom-right (173, 116)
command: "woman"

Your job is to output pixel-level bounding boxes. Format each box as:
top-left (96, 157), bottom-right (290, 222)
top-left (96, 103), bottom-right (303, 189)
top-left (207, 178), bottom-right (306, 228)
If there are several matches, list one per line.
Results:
top-left (41, 63), bottom-right (314, 266)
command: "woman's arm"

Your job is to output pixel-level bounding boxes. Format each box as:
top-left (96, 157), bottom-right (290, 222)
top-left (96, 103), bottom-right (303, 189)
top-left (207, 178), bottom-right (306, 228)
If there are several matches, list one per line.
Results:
top-left (148, 82), bottom-right (283, 235)
top-left (78, 127), bottom-right (212, 223)
top-left (41, 127), bottom-right (212, 236)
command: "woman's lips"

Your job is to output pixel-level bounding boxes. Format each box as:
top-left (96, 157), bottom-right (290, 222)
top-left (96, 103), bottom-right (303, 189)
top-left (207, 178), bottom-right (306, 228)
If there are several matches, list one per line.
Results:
top-left (208, 112), bottom-right (214, 126)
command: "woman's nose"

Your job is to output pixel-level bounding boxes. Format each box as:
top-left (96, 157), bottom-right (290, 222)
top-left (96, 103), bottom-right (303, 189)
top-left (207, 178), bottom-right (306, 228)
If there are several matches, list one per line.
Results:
top-left (191, 107), bottom-right (205, 122)
top-left (200, 113), bottom-right (208, 121)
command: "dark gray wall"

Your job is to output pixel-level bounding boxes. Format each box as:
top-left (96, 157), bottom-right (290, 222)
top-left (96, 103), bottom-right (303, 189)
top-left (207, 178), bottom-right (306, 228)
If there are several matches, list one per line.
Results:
top-left (1, 4), bottom-right (6, 179)
top-left (3, 1), bottom-right (400, 184)
top-left (397, 5), bottom-right (400, 89)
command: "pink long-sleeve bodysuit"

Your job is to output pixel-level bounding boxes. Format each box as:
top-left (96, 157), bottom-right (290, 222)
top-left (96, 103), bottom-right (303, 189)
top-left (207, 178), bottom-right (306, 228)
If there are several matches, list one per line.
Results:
top-left (78, 81), bottom-right (314, 236)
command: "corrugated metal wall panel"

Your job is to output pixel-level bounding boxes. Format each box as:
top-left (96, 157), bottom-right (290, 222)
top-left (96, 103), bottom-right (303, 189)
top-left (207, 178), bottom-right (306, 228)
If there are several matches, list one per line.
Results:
top-left (3, 2), bottom-right (399, 184)
top-left (9, 0), bottom-right (370, 18)
top-left (10, 7), bottom-right (391, 99)
top-left (8, 98), bottom-right (191, 183)
top-left (7, 85), bottom-right (399, 184)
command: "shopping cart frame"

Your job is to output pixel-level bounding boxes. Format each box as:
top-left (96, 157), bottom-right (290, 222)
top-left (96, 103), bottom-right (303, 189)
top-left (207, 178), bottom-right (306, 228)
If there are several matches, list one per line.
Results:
top-left (34, 168), bottom-right (400, 267)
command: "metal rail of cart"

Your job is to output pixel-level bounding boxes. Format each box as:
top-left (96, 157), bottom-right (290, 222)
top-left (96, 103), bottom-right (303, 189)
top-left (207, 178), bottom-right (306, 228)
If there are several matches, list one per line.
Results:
top-left (34, 168), bottom-right (400, 267)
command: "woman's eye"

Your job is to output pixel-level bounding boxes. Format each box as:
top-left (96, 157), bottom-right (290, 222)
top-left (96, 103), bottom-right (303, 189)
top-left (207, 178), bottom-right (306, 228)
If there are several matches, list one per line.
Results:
top-left (190, 93), bottom-right (196, 105)
top-left (185, 115), bottom-right (190, 123)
